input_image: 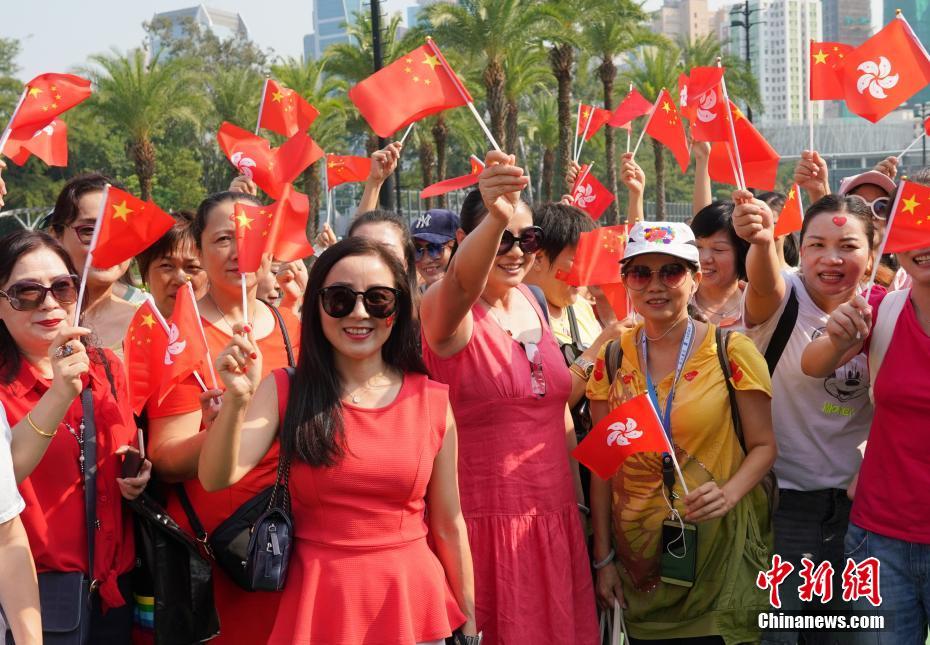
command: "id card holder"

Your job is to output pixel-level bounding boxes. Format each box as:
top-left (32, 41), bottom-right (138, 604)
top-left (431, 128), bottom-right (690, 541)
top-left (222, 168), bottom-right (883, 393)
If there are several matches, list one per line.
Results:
top-left (660, 519), bottom-right (697, 587)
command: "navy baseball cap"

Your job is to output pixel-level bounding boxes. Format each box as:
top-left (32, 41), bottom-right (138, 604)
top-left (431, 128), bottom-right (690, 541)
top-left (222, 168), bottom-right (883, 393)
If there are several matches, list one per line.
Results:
top-left (410, 209), bottom-right (460, 244)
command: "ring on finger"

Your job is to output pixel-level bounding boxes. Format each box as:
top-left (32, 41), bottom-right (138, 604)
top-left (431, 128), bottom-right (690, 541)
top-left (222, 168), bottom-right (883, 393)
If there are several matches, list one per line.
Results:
top-left (55, 343), bottom-right (75, 359)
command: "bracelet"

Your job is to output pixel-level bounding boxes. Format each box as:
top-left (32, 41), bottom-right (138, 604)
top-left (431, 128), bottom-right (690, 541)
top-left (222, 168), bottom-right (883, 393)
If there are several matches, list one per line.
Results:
top-left (577, 502), bottom-right (591, 516)
top-left (26, 413), bottom-right (56, 439)
top-left (593, 548), bottom-right (616, 570)
top-left (568, 364), bottom-right (588, 380)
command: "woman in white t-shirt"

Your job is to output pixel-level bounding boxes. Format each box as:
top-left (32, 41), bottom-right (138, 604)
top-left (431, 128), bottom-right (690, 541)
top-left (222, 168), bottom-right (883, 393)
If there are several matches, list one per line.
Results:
top-left (733, 190), bottom-right (878, 645)
top-left (0, 403), bottom-right (40, 644)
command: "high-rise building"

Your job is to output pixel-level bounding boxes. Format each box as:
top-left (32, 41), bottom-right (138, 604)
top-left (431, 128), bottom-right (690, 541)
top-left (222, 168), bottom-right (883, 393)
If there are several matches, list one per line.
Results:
top-left (150, 4), bottom-right (249, 56)
top-left (725, 0), bottom-right (823, 126)
top-left (885, 1), bottom-right (930, 105)
top-left (652, 0), bottom-right (711, 44)
top-left (822, 0), bottom-right (871, 46)
top-left (304, 0), bottom-right (364, 60)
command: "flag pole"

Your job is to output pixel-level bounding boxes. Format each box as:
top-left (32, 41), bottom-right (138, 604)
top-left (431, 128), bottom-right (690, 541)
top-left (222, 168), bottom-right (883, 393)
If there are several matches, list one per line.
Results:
top-left (73, 184), bottom-right (110, 326)
top-left (399, 122), bottom-right (415, 146)
top-left (255, 78), bottom-right (269, 135)
top-left (808, 40), bottom-right (815, 153)
top-left (897, 132), bottom-right (926, 162)
top-left (240, 274), bottom-right (249, 325)
top-left (717, 59), bottom-right (746, 190)
top-left (326, 189), bottom-right (333, 228)
top-left (575, 108), bottom-right (595, 163)
top-left (425, 38), bottom-right (501, 152)
top-left (0, 87), bottom-right (28, 160)
top-left (574, 161), bottom-right (594, 193)
top-left (863, 186), bottom-right (906, 299)
top-left (626, 83), bottom-right (633, 153)
top-left (631, 93), bottom-right (662, 159)
top-left (573, 103), bottom-right (582, 162)
top-left (187, 281), bottom-right (219, 389)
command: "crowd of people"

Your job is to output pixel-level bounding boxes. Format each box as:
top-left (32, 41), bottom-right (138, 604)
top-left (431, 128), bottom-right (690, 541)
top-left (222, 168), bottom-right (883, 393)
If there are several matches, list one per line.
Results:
top-left (0, 129), bottom-right (926, 645)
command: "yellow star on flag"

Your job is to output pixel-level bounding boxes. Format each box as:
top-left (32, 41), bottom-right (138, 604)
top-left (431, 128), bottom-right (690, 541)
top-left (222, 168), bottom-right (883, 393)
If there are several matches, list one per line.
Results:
top-left (661, 101), bottom-right (672, 114)
top-left (902, 194), bottom-right (920, 214)
top-left (141, 313), bottom-right (156, 329)
top-left (236, 213), bottom-right (254, 229)
top-left (788, 187), bottom-right (796, 200)
top-left (112, 200), bottom-right (133, 222)
top-left (813, 50), bottom-right (829, 64)
top-left (28, 87), bottom-right (42, 98)
top-left (271, 91), bottom-right (284, 102)
top-left (422, 54), bottom-right (440, 70)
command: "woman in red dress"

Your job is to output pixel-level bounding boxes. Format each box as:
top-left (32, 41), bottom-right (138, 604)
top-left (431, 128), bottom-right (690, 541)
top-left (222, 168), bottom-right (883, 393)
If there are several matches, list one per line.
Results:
top-left (198, 237), bottom-right (476, 644)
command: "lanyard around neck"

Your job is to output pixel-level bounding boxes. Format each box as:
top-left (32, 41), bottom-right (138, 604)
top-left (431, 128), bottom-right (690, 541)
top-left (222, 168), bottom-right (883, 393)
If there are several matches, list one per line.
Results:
top-left (642, 319), bottom-right (695, 443)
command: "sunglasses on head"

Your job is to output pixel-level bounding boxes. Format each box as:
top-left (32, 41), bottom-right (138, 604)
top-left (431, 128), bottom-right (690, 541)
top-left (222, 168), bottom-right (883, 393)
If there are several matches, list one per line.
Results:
top-left (414, 241), bottom-right (453, 262)
top-left (498, 226), bottom-right (544, 256)
top-left (849, 194), bottom-right (890, 220)
top-left (621, 263), bottom-right (690, 291)
top-left (319, 285), bottom-right (400, 319)
top-left (0, 275), bottom-right (79, 311)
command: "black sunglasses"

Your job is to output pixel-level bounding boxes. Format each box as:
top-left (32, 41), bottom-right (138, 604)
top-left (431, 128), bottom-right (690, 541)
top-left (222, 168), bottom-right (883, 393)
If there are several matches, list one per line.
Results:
top-left (319, 285), bottom-right (400, 319)
top-left (498, 226), bottom-right (544, 256)
top-left (0, 275), bottom-right (80, 311)
top-left (414, 241), bottom-right (453, 262)
top-left (621, 263), bottom-right (690, 291)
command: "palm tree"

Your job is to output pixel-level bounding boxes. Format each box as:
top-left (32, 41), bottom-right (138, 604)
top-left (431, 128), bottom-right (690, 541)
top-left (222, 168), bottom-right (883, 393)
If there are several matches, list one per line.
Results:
top-left (271, 56), bottom-right (347, 231)
top-left (622, 45), bottom-right (682, 220)
top-left (86, 48), bottom-right (203, 200)
top-left (424, 0), bottom-right (547, 151)
top-left (413, 123), bottom-right (437, 209)
top-left (502, 47), bottom-right (551, 153)
top-left (581, 0), bottom-right (661, 224)
top-left (526, 93), bottom-right (559, 201)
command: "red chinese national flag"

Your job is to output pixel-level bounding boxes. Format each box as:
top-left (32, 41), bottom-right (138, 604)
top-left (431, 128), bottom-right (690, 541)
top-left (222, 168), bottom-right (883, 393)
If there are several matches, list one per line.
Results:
top-left (577, 104), bottom-right (612, 141)
top-left (556, 225), bottom-right (627, 287)
top-left (572, 394), bottom-right (670, 479)
top-left (349, 41), bottom-right (472, 138)
top-left (708, 102), bottom-right (780, 190)
top-left (326, 155), bottom-right (371, 188)
top-left (883, 180), bottom-right (930, 253)
top-left (810, 41), bottom-right (854, 100)
top-left (3, 119), bottom-right (68, 167)
top-left (158, 284), bottom-right (209, 405)
top-left (90, 187), bottom-right (175, 269)
top-left (570, 166), bottom-right (615, 220)
top-left (774, 184), bottom-right (804, 237)
top-left (234, 185), bottom-right (314, 273)
top-left (645, 89), bottom-right (690, 173)
top-left (608, 88), bottom-right (653, 129)
top-left (686, 68), bottom-right (730, 143)
top-left (123, 300), bottom-right (170, 415)
top-left (839, 16), bottom-right (930, 123)
top-left (5, 73), bottom-right (91, 133)
top-left (421, 156), bottom-right (485, 199)
top-left (217, 122), bottom-right (323, 199)
top-left (259, 79), bottom-right (319, 137)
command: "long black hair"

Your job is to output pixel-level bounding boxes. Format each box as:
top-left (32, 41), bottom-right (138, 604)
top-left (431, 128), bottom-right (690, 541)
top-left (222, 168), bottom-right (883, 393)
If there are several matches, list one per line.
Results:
top-left (0, 231), bottom-right (79, 383)
top-left (280, 237), bottom-right (427, 466)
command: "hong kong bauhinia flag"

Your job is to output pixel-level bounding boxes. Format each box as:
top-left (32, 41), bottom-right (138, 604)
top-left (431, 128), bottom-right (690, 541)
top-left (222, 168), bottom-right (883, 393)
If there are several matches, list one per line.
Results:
top-left (157, 283), bottom-right (209, 404)
top-left (3, 119), bottom-right (68, 166)
top-left (839, 14), bottom-right (930, 123)
top-left (572, 394), bottom-right (670, 479)
top-left (349, 41), bottom-right (472, 137)
top-left (570, 165), bottom-right (615, 220)
top-left (685, 67), bottom-right (729, 143)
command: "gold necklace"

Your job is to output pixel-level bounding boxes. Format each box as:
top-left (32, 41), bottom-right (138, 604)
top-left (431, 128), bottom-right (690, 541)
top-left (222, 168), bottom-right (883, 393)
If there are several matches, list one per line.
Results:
top-left (207, 293), bottom-right (244, 332)
top-left (643, 315), bottom-right (688, 342)
top-left (344, 376), bottom-right (393, 404)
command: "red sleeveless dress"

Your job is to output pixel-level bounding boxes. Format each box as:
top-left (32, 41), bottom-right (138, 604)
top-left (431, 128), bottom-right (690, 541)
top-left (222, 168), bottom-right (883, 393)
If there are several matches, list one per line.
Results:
top-left (268, 371), bottom-right (466, 644)
top-left (422, 284), bottom-right (599, 644)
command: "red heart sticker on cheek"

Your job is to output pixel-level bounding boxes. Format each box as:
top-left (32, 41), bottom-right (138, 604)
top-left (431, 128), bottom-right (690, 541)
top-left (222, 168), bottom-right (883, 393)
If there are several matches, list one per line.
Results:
top-left (832, 216), bottom-right (847, 227)
top-left (684, 370), bottom-right (698, 381)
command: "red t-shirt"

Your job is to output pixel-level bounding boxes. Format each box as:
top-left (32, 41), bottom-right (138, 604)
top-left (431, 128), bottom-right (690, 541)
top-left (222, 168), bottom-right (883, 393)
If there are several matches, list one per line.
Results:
top-left (146, 302), bottom-right (300, 644)
top-left (0, 350), bottom-right (137, 609)
top-left (852, 295), bottom-right (930, 543)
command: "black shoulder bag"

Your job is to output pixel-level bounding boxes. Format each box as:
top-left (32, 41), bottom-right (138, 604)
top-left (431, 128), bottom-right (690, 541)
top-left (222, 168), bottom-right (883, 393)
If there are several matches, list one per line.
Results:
top-left (177, 367), bottom-right (294, 592)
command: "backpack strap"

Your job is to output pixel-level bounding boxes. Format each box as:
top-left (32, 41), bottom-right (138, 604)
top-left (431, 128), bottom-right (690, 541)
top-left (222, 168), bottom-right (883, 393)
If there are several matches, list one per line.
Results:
top-left (715, 326), bottom-right (745, 452)
top-left (566, 305), bottom-right (584, 349)
top-left (526, 284), bottom-right (550, 325)
top-left (868, 288), bottom-right (908, 401)
top-left (604, 339), bottom-right (624, 386)
top-left (763, 286), bottom-right (799, 376)
top-left (261, 300), bottom-right (296, 368)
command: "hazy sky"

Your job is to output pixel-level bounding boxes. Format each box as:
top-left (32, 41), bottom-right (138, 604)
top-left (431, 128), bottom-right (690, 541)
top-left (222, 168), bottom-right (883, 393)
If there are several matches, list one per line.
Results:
top-left (7, 0), bottom-right (885, 82)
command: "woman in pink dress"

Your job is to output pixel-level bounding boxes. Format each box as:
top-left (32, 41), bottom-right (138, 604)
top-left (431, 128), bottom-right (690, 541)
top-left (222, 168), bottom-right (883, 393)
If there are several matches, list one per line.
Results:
top-left (197, 237), bottom-right (477, 644)
top-left (420, 151), bottom-right (599, 644)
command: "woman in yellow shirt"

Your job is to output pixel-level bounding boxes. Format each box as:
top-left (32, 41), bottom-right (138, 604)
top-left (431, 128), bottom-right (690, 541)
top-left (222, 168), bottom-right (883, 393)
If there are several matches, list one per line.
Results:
top-left (588, 221), bottom-right (776, 644)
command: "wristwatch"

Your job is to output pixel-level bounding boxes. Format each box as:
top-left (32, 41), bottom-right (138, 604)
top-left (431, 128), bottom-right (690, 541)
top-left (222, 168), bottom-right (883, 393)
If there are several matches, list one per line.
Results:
top-left (572, 355), bottom-right (595, 379)
top-left (453, 630), bottom-right (483, 645)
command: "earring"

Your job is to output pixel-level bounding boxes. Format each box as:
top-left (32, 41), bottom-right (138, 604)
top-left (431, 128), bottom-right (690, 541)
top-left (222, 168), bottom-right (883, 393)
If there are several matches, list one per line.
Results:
top-left (385, 314), bottom-right (396, 328)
